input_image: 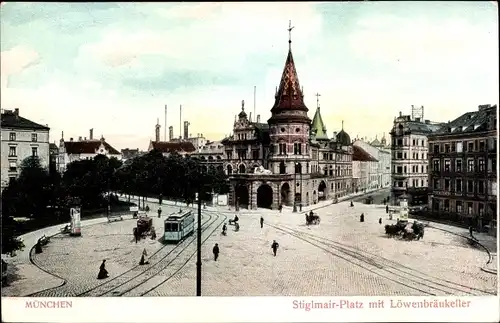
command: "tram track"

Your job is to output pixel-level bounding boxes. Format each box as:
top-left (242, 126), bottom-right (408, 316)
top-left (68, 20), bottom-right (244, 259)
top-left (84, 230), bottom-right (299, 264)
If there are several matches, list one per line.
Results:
top-left (77, 211), bottom-right (221, 297)
top-left (276, 224), bottom-right (495, 296)
top-left (266, 223), bottom-right (478, 296)
top-left (119, 213), bottom-right (228, 296)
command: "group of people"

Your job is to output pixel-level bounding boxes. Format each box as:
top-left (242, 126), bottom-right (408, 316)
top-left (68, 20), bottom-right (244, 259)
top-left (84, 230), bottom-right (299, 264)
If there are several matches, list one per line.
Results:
top-left (213, 214), bottom-right (280, 261)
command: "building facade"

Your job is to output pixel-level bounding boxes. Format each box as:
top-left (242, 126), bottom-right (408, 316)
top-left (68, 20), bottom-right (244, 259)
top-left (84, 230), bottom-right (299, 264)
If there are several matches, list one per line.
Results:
top-left (1, 109), bottom-right (50, 189)
top-left (221, 31), bottom-right (353, 210)
top-left (352, 145), bottom-right (378, 192)
top-left (390, 111), bottom-right (443, 205)
top-left (148, 120), bottom-right (196, 157)
top-left (191, 140), bottom-right (224, 173)
top-left (58, 129), bottom-right (121, 172)
top-left (353, 136), bottom-right (391, 189)
top-left (427, 104), bottom-right (497, 234)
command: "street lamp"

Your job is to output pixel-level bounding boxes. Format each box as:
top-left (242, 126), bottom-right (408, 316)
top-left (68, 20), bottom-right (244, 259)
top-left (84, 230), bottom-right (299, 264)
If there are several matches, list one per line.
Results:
top-left (299, 162), bottom-right (303, 212)
top-left (293, 162), bottom-right (298, 213)
top-left (196, 166), bottom-right (205, 296)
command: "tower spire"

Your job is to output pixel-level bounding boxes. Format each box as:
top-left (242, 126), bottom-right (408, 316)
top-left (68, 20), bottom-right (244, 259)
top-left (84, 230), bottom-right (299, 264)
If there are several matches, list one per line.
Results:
top-left (288, 20), bottom-right (294, 51)
top-left (315, 92), bottom-right (321, 110)
top-left (342, 120), bottom-right (344, 130)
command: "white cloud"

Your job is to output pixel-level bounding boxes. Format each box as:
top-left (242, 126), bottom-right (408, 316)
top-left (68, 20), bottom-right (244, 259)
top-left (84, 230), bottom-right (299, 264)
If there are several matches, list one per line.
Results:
top-left (0, 45), bottom-right (39, 89)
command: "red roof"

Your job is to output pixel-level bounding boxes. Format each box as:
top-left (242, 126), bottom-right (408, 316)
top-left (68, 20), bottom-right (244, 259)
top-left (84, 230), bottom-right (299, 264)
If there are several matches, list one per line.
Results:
top-left (150, 141), bottom-right (196, 153)
top-left (353, 146), bottom-right (378, 162)
top-left (64, 140), bottom-right (120, 155)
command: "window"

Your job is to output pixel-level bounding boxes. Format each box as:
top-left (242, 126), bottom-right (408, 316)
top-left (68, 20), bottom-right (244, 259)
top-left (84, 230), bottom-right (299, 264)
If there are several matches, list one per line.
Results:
top-left (451, 142), bottom-right (456, 152)
top-left (444, 179), bottom-right (450, 191)
top-left (467, 202), bottom-right (473, 214)
top-left (444, 199), bottom-right (450, 211)
top-left (421, 165), bottom-right (424, 173)
top-left (467, 180), bottom-right (474, 193)
top-left (412, 139), bottom-right (416, 146)
top-left (404, 166), bottom-right (407, 174)
top-left (293, 143), bottom-right (302, 155)
top-left (467, 159), bottom-right (474, 172)
top-left (433, 179), bottom-right (440, 190)
top-left (397, 139), bottom-right (403, 146)
top-left (278, 143), bottom-right (286, 155)
top-left (237, 150), bottom-right (247, 159)
top-left (456, 159), bottom-right (462, 172)
top-left (467, 142), bottom-right (474, 152)
top-left (398, 181), bottom-right (404, 187)
top-left (456, 142), bottom-right (463, 153)
top-left (456, 179), bottom-right (462, 192)
top-left (32, 147), bottom-right (38, 157)
top-left (403, 152), bottom-right (407, 159)
top-left (433, 159), bottom-right (440, 172)
top-left (479, 141), bottom-right (485, 152)
top-left (226, 151), bottom-right (233, 159)
top-left (8, 146), bottom-right (16, 157)
top-left (433, 144), bottom-right (440, 153)
top-left (252, 150), bottom-right (259, 160)
top-left (31, 133), bottom-right (38, 142)
top-left (478, 181), bottom-right (485, 194)
top-left (444, 160), bottom-right (450, 172)
top-left (445, 144), bottom-right (450, 153)
top-left (9, 176), bottom-right (16, 184)
top-left (456, 201), bottom-right (463, 213)
top-left (478, 203), bottom-right (484, 216)
top-left (478, 159), bottom-right (485, 172)
top-left (8, 161), bottom-right (17, 172)
top-left (9, 132), bottom-right (16, 141)
top-left (396, 152), bottom-right (403, 159)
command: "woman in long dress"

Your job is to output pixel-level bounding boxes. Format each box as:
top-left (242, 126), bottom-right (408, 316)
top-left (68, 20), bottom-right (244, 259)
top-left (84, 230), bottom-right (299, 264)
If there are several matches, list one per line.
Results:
top-left (97, 260), bottom-right (109, 279)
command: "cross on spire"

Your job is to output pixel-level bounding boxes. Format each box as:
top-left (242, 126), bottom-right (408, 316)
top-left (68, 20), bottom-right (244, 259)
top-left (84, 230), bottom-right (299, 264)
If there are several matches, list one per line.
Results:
top-left (241, 99), bottom-right (245, 111)
top-left (342, 120), bottom-right (344, 130)
top-left (315, 92), bottom-right (321, 109)
top-left (288, 20), bottom-right (295, 50)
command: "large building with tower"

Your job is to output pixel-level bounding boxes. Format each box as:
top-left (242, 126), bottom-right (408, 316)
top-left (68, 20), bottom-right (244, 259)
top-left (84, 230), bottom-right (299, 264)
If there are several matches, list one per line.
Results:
top-left (221, 28), bottom-right (353, 210)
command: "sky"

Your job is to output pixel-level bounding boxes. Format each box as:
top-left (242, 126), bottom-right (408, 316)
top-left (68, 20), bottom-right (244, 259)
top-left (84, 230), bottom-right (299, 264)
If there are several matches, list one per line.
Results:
top-left (1, 2), bottom-right (498, 151)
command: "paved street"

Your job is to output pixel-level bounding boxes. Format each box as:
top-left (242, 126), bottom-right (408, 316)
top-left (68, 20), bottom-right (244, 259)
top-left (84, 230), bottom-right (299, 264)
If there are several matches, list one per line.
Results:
top-left (2, 192), bottom-right (496, 297)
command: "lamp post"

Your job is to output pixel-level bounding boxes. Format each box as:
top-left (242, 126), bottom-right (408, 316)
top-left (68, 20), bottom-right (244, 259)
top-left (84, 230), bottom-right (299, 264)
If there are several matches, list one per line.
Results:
top-left (299, 162), bottom-right (303, 212)
top-left (293, 161), bottom-right (297, 213)
top-left (196, 168), bottom-right (204, 296)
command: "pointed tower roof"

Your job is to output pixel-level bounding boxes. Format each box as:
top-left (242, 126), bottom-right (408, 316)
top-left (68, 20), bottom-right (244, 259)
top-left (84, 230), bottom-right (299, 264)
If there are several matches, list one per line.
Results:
top-left (268, 21), bottom-right (310, 125)
top-left (311, 93), bottom-right (328, 140)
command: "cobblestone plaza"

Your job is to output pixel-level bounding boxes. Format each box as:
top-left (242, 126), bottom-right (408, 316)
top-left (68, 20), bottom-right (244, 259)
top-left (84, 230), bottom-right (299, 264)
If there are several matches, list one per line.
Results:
top-left (2, 198), bottom-right (497, 297)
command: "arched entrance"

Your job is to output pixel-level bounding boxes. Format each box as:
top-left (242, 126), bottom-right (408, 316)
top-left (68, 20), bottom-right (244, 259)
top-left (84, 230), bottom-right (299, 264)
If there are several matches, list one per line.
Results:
top-left (239, 164), bottom-right (246, 174)
top-left (280, 183), bottom-right (291, 206)
top-left (257, 184), bottom-right (273, 209)
top-left (318, 181), bottom-right (327, 201)
top-left (235, 185), bottom-right (249, 209)
top-left (226, 164), bottom-right (233, 175)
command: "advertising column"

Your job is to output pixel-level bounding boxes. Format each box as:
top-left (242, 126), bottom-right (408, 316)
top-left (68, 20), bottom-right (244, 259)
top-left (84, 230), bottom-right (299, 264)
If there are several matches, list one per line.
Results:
top-left (70, 207), bottom-right (82, 236)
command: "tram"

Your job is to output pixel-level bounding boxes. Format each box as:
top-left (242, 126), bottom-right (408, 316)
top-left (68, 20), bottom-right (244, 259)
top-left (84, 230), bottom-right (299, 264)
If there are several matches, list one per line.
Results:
top-left (164, 210), bottom-right (195, 243)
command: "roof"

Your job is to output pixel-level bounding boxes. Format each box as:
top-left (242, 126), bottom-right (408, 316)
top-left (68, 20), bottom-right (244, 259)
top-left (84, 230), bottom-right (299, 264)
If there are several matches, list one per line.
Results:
top-left (271, 49), bottom-right (308, 113)
top-left (433, 105), bottom-right (497, 135)
top-left (311, 107), bottom-right (329, 141)
top-left (64, 140), bottom-right (120, 155)
top-left (49, 143), bottom-right (59, 150)
top-left (370, 137), bottom-right (381, 146)
top-left (336, 129), bottom-right (351, 146)
top-left (1, 110), bottom-right (50, 131)
top-left (353, 145), bottom-right (378, 162)
top-left (151, 141), bottom-right (196, 153)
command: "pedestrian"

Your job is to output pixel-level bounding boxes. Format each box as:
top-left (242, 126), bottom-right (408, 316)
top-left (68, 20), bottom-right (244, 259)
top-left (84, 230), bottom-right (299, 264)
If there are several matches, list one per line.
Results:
top-left (379, 217), bottom-right (382, 225)
top-left (271, 240), bottom-right (279, 257)
top-left (350, 201), bottom-right (354, 207)
top-left (235, 222), bottom-right (240, 232)
top-left (213, 243), bottom-right (220, 261)
top-left (157, 208), bottom-right (162, 218)
top-left (145, 205), bottom-right (150, 213)
top-left (469, 226), bottom-right (474, 238)
top-left (279, 204), bottom-right (283, 213)
top-left (133, 227), bottom-right (138, 243)
top-left (97, 260), bottom-right (109, 279)
top-left (139, 249), bottom-right (149, 265)
top-left (222, 223), bottom-right (227, 235)
top-left (360, 213), bottom-right (364, 223)
top-left (386, 205), bottom-right (389, 214)
top-left (260, 216), bottom-right (264, 229)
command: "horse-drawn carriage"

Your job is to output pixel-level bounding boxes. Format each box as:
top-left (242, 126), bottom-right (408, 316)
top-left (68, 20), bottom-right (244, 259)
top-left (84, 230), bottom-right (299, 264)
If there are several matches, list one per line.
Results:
top-left (306, 212), bottom-right (321, 225)
top-left (135, 215), bottom-right (153, 238)
top-left (384, 220), bottom-right (424, 241)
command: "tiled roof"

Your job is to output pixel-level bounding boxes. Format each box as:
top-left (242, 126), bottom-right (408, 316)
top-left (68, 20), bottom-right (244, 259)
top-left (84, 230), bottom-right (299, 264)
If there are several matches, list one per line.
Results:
top-left (311, 107), bottom-right (329, 141)
top-left (434, 105), bottom-right (497, 135)
top-left (151, 141), bottom-right (196, 153)
top-left (1, 110), bottom-right (50, 130)
top-left (353, 145), bottom-right (378, 162)
top-left (64, 140), bottom-right (120, 155)
top-left (49, 143), bottom-right (59, 150)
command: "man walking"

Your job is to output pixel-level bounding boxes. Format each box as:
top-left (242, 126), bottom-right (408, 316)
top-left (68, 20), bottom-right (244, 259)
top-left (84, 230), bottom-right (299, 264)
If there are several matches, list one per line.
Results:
top-left (271, 240), bottom-right (279, 257)
top-left (158, 207), bottom-right (162, 218)
top-left (213, 243), bottom-right (220, 261)
top-left (260, 216), bottom-right (264, 229)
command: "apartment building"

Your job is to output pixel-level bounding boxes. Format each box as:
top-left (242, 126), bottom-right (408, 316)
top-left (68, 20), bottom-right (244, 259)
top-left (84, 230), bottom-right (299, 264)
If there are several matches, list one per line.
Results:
top-left (390, 110), bottom-right (443, 205)
top-left (428, 104), bottom-right (497, 234)
top-left (1, 109), bottom-right (50, 189)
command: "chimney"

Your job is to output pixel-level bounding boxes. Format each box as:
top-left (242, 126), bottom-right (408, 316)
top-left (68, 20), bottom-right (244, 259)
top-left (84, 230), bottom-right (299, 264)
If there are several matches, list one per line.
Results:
top-left (249, 112), bottom-right (252, 122)
top-left (399, 111), bottom-right (402, 117)
top-left (70, 137), bottom-right (73, 142)
top-left (84, 137), bottom-right (87, 141)
top-left (14, 108), bottom-right (19, 116)
top-left (201, 133), bottom-right (203, 138)
top-left (78, 136), bottom-right (82, 141)
top-left (183, 121), bottom-right (189, 140)
top-left (257, 114), bottom-right (261, 123)
top-left (155, 119), bottom-right (161, 142)
top-left (89, 128), bottom-right (94, 140)
top-left (169, 126), bottom-right (173, 141)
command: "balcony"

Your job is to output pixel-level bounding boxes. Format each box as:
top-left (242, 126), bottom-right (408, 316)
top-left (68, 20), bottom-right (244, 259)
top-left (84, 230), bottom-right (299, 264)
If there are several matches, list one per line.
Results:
top-left (392, 173), bottom-right (408, 180)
